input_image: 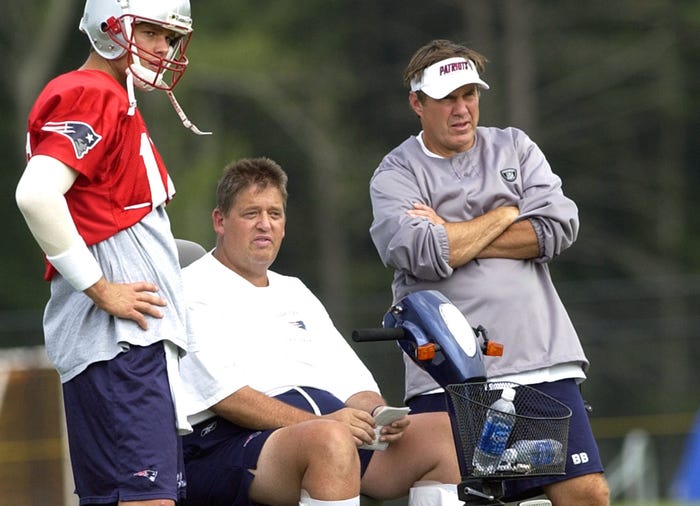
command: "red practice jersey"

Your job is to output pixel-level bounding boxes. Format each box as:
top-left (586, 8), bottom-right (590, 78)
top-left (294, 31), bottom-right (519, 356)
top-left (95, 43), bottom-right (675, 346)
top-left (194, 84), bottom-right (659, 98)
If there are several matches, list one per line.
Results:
top-left (26, 69), bottom-right (175, 281)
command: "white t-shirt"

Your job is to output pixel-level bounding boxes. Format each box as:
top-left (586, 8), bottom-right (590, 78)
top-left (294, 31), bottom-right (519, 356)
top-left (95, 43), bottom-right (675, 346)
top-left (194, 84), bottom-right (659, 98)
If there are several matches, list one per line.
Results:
top-left (180, 253), bottom-right (381, 425)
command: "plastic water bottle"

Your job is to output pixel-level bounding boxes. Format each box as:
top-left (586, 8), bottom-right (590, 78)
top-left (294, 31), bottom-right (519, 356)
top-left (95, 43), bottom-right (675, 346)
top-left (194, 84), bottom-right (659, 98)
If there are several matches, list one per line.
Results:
top-left (501, 439), bottom-right (564, 468)
top-left (472, 387), bottom-right (517, 475)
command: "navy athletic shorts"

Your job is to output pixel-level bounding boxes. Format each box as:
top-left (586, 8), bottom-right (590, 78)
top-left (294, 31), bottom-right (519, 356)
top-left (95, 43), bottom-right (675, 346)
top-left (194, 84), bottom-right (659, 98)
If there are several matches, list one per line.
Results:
top-left (62, 343), bottom-right (185, 505)
top-left (407, 378), bottom-right (604, 501)
top-left (182, 387), bottom-right (375, 506)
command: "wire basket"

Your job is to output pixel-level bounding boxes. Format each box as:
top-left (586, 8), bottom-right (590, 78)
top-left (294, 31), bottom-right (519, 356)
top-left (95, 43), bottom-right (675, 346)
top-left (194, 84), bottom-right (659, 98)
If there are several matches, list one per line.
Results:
top-left (445, 381), bottom-right (572, 479)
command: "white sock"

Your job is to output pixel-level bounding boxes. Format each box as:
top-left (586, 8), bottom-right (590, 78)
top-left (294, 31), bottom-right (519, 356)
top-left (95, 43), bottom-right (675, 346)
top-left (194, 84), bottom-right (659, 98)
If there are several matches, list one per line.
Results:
top-left (299, 489), bottom-right (360, 506)
top-left (408, 482), bottom-right (464, 506)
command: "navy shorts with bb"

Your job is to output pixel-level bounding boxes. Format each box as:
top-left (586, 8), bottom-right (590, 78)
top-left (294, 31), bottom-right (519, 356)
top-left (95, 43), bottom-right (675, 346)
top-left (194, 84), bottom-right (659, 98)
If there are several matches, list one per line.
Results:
top-left (407, 378), bottom-right (604, 501)
top-left (182, 387), bottom-right (375, 506)
top-left (62, 343), bottom-right (184, 505)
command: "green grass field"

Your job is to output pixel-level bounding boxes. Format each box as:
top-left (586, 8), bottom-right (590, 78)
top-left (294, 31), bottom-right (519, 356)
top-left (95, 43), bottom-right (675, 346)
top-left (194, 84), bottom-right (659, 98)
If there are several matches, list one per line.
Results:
top-left (611, 502), bottom-right (699, 506)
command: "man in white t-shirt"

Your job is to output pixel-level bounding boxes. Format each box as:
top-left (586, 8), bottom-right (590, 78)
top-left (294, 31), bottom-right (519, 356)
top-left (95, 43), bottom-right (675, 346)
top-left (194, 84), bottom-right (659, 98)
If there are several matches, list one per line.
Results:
top-left (179, 157), bottom-right (462, 506)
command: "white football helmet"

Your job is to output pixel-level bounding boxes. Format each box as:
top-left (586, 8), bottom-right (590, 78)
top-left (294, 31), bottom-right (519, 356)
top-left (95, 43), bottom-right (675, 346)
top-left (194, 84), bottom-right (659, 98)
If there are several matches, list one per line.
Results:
top-left (79, 0), bottom-right (193, 91)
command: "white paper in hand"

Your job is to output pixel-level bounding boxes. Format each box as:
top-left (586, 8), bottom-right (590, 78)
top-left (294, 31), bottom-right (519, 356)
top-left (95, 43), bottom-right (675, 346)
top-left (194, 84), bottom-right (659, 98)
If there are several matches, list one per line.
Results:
top-left (359, 406), bottom-right (411, 451)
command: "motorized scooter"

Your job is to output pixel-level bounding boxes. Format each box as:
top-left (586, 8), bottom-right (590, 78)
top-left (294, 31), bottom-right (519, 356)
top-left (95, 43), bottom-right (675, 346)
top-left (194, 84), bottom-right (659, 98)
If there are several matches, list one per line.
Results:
top-left (352, 290), bottom-right (571, 506)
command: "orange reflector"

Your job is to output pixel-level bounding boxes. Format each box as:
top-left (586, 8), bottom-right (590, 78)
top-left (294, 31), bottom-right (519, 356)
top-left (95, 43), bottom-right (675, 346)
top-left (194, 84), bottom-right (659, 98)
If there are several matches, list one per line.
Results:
top-left (416, 343), bottom-right (436, 361)
top-left (485, 341), bottom-right (504, 356)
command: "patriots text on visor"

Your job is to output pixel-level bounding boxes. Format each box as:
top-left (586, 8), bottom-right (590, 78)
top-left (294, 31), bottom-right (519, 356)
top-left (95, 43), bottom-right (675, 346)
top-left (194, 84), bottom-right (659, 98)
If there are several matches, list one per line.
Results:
top-left (410, 57), bottom-right (490, 99)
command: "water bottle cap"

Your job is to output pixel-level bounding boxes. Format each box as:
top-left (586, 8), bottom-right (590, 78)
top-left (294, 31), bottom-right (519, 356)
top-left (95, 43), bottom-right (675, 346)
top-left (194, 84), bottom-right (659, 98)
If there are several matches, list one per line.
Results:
top-left (502, 387), bottom-right (516, 401)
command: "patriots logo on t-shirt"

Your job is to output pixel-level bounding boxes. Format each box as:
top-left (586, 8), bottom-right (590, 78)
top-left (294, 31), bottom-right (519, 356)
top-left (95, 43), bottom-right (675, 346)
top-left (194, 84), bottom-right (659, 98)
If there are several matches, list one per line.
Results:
top-left (41, 121), bottom-right (102, 160)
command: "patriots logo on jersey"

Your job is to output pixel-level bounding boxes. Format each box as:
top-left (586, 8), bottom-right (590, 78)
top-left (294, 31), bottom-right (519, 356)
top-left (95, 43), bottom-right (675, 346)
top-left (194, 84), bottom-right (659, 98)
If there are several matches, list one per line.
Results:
top-left (500, 168), bottom-right (518, 182)
top-left (41, 121), bottom-right (102, 160)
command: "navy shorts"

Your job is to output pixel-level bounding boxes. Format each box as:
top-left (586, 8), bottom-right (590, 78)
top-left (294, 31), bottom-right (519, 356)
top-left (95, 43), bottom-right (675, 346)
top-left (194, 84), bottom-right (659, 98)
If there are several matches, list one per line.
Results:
top-left (182, 387), bottom-right (374, 506)
top-left (62, 343), bottom-right (185, 505)
top-left (407, 379), bottom-right (604, 501)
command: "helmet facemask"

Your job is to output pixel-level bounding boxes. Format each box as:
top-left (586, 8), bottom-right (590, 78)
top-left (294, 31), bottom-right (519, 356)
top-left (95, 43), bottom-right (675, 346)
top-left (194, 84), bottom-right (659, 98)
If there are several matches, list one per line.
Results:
top-left (103, 13), bottom-right (192, 92)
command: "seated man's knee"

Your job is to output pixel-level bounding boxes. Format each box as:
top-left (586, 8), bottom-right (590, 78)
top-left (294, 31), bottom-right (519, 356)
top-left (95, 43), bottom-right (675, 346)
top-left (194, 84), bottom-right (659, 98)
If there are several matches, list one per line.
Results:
top-left (297, 419), bottom-right (358, 462)
top-left (588, 474), bottom-right (610, 506)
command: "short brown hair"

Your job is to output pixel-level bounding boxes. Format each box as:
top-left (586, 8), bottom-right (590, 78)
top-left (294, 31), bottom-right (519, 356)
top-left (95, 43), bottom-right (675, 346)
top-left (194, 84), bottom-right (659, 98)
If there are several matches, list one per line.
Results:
top-left (216, 157), bottom-right (288, 215)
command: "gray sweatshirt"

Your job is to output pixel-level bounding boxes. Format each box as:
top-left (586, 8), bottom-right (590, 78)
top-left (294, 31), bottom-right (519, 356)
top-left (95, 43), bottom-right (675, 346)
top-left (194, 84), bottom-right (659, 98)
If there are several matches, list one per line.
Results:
top-left (369, 126), bottom-right (588, 401)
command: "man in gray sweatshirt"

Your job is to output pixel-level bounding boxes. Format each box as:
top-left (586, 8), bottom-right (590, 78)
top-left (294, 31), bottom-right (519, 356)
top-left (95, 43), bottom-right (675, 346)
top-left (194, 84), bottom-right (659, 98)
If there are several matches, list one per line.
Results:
top-left (369, 39), bottom-right (609, 506)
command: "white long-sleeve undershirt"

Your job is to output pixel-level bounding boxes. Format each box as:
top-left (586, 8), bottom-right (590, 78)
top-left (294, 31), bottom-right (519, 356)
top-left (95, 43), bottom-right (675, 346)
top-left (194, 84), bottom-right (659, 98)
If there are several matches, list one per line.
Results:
top-left (16, 155), bottom-right (102, 290)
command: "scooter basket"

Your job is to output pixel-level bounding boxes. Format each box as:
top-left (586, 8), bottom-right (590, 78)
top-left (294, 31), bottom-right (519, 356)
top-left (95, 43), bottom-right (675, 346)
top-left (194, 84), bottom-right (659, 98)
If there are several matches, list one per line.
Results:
top-left (445, 381), bottom-right (572, 479)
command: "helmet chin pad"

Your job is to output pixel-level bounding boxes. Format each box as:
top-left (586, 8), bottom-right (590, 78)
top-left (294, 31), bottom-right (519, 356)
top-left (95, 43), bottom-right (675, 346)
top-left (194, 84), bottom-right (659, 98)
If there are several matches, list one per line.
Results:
top-left (127, 62), bottom-right (162, 92)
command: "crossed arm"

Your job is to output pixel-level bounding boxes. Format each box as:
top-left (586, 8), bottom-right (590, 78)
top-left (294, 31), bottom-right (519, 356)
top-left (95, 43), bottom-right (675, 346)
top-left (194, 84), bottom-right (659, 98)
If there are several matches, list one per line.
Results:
top-left (407, 202), bottom-right (539, 268)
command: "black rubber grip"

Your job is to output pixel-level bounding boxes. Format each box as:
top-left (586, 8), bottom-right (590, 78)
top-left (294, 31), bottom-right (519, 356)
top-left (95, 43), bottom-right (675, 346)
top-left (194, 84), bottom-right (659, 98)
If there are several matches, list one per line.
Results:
top-left (351, 327), bottom-right (406, 342)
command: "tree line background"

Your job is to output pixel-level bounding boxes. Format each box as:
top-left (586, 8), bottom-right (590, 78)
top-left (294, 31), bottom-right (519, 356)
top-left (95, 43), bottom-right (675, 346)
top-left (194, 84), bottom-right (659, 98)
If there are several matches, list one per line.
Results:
top-left (1, 0), bottom-right (699, 500)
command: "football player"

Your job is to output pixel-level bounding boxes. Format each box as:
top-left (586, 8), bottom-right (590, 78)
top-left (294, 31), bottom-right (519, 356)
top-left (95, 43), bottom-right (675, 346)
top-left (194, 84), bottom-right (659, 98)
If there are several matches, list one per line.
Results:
top-left (15, 1), bottom-right (204, 504)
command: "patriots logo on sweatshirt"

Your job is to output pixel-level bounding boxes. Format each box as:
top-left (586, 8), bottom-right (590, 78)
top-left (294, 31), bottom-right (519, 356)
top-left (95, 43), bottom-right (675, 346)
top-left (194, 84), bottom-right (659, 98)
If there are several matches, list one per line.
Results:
top-left (41, 121), bottom-right (102, 160)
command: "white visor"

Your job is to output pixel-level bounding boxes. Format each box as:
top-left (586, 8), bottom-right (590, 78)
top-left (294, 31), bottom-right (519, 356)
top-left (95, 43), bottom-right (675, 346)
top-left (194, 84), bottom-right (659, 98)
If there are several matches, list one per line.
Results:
top-left (410, 57), bottom-right (489, 99)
